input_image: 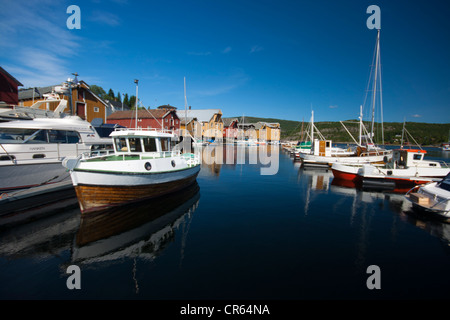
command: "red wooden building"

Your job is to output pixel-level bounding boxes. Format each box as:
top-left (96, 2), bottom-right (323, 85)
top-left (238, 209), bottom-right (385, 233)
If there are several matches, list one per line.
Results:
top-left (107, 109), bottom-right (180, 131)
top-left (223, 118), bottom-right (239, 140)
top-left (0, 66), bottom-right (23, 105)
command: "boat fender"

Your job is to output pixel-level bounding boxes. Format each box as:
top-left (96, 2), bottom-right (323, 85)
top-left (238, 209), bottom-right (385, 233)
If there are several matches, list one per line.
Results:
top-left (145, 162), bottom-right (152, 171)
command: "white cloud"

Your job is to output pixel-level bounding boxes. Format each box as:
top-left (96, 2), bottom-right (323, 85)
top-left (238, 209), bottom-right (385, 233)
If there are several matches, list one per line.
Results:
top-left (222, 47), bottom-right (232, 54)
top-left (329, 105), bottom-right (338, 109)
top-left (187, 51), bottom-right (212, 56)
top-left (0, 0), bottom-right (81, 87)
top-left (411, 114), bottom-right (422, 118)
top-left (89, 11), bottom-right (121, 27)
top-left (250, 45), bottom-right (263, 53)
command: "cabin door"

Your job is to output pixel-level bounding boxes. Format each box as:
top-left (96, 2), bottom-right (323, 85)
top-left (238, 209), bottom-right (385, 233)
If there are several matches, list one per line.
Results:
top-left (319, 140), bottom-right (326, 156)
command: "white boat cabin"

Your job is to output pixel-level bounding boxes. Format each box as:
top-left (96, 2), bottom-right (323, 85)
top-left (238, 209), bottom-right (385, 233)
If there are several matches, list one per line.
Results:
top-left (110, 129), bottom-right (177, 157)
top-left (391, 149), bottom-right (430, 169)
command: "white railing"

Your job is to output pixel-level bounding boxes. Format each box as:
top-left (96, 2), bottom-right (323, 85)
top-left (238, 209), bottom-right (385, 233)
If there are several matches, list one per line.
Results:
top-left (114, 127), bottom-right (177, 135)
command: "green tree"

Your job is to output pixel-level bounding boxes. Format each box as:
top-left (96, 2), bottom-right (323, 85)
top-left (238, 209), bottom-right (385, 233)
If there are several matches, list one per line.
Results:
top-left (129, 95), bottom-right (136, 109)
top-left (123, 93), bottom-right (129, 108)
top-left (117, 91), bottom-right (121, 102)
top-left (90, 85), bottom-right (106, 98)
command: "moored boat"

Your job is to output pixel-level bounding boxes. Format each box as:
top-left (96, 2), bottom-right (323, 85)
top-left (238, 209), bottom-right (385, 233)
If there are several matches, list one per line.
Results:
top-left (62, 128), bottom-right (201, 214)
top-left (332, 148), bottom-right (450, 190)
top-left (405, 173), bottom-right (450, 222)
top-left (0, 98), bottom-right (113, 192)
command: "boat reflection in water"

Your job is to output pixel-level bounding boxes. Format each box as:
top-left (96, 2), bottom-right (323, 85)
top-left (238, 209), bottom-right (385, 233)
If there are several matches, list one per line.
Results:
top-left (71, 182), bottom-right (201, 267)
top-left (330, 175), bottom-right (450, 246)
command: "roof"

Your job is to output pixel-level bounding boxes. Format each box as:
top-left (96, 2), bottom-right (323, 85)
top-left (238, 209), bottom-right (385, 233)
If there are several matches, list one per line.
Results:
top-left (107, 109), bottom-right (178, 120)
top-left (223, 118), bottom-right (239, 127)
top-left (18, 81), bottom-right (108, 106)
top-left (175, 109), bottom-right (222, 123)
top-left (0, 66), bottom-right (23, 86)
top-left (180, 116), bottom-right (197, 125)
top-left (18, 86), bottom-right (54, 100)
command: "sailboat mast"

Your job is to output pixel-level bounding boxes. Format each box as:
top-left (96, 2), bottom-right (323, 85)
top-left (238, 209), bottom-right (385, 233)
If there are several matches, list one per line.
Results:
top-left (370, 29), bottom-right (381, 141)
top-left (310, 110), bottom-right (314, 143)
top-left (359, 105), bottom-right (363, 146)
top-left (184, 77), bottom-right (187, 138)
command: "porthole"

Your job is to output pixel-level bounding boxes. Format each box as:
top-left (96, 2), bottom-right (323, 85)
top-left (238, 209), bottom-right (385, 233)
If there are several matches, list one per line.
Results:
top-left (171, 160), bottom-right (176, 167)
top-left (33, 154), bottom-right (46, 159)
top-left (0, 155), bottom-right (15, 161)
top-left (144, 162), bottom-right (152, 171)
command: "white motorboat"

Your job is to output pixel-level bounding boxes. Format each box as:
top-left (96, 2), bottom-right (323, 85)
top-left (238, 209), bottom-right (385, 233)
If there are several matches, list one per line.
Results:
top-left (62, 128), bottom-right (201, 214)
top-left (0, 99), bottom-right (112, 191)
top-left (406, 173), bottom-right (450, 221)
top-left (332, 148), bottom-right (450, 191)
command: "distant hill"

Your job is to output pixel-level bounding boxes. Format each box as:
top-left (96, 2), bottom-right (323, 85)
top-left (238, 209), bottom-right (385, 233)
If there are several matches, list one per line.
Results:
top-left (226, 116), bottom-right (450, 146)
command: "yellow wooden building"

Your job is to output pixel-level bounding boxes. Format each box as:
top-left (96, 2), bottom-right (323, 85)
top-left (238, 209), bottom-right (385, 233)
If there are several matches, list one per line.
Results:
top-left (176, 109), bottom-right (223, 141)
top-left (18, 80), bottom-right (107, 123)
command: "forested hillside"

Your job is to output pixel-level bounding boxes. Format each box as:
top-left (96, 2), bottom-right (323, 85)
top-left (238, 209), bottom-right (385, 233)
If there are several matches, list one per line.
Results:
top-left (229, 116), bottom-right (450, 146)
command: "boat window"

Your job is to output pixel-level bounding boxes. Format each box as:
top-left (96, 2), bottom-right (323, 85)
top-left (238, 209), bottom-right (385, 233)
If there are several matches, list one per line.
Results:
top-left (160, 138), bottom-right (170, 152)
top-left (413, 154), bottom-right (422, 161)
top-left (115, 138), bottom-right (128, 152)
top-left (24, 129), bottom-right (48, 144)
top-left (143, 137), bottom-right (157, 152)
top-left (0, 128), bottom-right (39, 144)
top-left (129, 138), bottom-right (142, 152)
top-left (439, 181), bottom-right (450, 192)
top-left (48, 130), bottom-right (80, 144)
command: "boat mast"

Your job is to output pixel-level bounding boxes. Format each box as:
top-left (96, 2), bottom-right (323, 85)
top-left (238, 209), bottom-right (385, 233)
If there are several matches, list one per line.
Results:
top-left (310, 110), bottom-right (314, 144)
top-left (359, 105), bottom-right (363, 146)
top-left (370, 29), bottom-right (380, 141)
top-left (184, 77), bottom-right (187, 139)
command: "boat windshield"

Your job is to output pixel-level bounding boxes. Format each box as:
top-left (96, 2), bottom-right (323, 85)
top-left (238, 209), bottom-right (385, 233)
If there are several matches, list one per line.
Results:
top-left (0, 128), bottom-right (80, 144)
top-left (439, 173), bottom-right (450, 192)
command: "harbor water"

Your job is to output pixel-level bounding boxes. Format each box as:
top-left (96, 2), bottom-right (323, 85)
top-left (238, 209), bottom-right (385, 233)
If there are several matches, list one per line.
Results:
top-left (1, 145), bottom-right (450, 300)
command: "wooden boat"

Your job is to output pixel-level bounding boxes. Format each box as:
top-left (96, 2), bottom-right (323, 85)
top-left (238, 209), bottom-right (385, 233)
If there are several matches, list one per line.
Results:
top-left (63, 128), bottom-right (201, 214)
top-left (405, 173), bottom-right (450, 222)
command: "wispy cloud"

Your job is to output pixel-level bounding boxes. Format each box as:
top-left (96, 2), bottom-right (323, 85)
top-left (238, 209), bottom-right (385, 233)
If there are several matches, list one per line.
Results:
top-left (0, 0), bottom-right (81, 87)
top-left (222, 47), bottom-right (232, 54)
top-left (89, 11), bottom-right (121, 27)
top-left (412, 114), bottom-right (422, 118)
top-left (195, 69), bottom-right (249, 97)
top-left (250, 45), bottom-right (264, 53)
top-left (329, 105), bottom-right (338, 109)
top-left (187, 51), bottom-right (212, 56)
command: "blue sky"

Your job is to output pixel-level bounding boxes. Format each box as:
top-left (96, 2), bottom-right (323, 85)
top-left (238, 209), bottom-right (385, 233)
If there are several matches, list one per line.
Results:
top-left (1, 0), bottom-right (449, 123)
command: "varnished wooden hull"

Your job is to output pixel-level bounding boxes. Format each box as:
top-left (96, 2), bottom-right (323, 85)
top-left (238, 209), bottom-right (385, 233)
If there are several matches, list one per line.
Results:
top-left (74, 172), bottom-right (199, 214)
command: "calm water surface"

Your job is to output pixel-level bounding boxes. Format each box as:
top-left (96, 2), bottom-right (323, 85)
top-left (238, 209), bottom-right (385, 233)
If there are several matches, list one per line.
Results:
top-left (1, 145), bottom-right (450, 300)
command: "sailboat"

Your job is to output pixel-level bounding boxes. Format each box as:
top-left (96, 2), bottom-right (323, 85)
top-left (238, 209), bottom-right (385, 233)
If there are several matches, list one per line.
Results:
top-left (299, 29), bottom-right (392, 168)
top-left (332, 122), bottom-right (450, 191)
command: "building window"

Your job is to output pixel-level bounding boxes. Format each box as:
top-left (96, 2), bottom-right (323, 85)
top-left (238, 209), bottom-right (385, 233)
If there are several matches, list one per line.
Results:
top-left (94, 107), bottom-right (99, 112)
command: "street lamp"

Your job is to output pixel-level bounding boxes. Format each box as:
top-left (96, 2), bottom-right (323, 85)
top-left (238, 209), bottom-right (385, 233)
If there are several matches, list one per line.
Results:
top-left (134, 79), bottom-right (139, 129)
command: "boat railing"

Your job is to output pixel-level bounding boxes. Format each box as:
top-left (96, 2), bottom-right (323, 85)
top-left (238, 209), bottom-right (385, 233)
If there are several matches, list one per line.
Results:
top-left (114, 127), bottom-right (177, 135)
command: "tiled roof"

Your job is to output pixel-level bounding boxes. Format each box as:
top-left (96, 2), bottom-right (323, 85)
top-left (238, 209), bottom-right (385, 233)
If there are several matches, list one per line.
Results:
top-left (107, 109), bottom-right (178, 120)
